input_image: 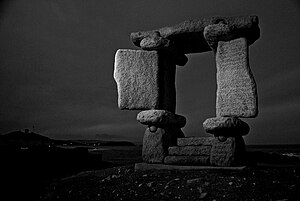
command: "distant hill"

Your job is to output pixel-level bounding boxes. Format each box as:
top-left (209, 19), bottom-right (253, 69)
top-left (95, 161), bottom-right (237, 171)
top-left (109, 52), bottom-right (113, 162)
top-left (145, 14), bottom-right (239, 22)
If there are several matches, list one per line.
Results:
top-left (1, 130), bottom-right (51, 141)
top-left (95, 133), bottom-right (128, 141)
top-left (73, 139), bottom-right (135, 146)
top-left (0, 130), bottom-right (52, 149)
top-left (0, 130), bottom-right (136, 149)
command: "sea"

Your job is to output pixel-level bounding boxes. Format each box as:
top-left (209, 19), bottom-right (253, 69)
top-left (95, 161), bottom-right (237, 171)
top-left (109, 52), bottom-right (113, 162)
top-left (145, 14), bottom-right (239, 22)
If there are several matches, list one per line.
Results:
top-left (86, 144), bottom-right (300, 165)
top-left (246, 144), bottom-right (300, 159)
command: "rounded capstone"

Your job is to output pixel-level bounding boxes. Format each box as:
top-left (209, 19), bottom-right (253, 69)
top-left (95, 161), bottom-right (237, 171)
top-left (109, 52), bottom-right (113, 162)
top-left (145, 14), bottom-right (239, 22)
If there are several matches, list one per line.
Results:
top-left (137, 110), bottom-right (186, 128)
top-left (140, 31), bottom-right (171, 50)
top-left (203, 117), bottom-right (249, 136)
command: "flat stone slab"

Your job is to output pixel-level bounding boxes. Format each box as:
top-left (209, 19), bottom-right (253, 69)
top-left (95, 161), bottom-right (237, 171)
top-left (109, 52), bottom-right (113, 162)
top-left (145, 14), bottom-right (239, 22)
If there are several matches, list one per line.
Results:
top-left (216, 37), bottom-right (258, 117)
top-left (137, 110), bottom-right (186, 128)
top-left (164, 156), bottom-right (210, 165)
top-left (114, 49), bottom-right (159, 110)
top-left (131, 16), bottom-right (259, 54)
top-left (177, 137), bottom-right (216, 146)
top-left (114, 49), bottom-right (176, 112)
top-left (203, 117), bottom-right (249, 136)
top-left (168, 146), bottom-right (211, 156)
top-left (135, 163), bottom-right (247, 171)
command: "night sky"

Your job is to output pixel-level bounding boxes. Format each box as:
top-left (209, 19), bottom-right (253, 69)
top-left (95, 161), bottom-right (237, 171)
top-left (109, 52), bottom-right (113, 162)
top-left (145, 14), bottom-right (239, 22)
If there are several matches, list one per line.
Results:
top-left (0, 0), bottom-right (299, 144)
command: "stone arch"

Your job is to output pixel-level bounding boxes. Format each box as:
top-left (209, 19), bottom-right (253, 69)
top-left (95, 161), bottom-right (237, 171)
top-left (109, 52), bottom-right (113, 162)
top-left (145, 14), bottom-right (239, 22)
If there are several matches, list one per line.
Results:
top-left (113, 15), bottom-right (260, 166)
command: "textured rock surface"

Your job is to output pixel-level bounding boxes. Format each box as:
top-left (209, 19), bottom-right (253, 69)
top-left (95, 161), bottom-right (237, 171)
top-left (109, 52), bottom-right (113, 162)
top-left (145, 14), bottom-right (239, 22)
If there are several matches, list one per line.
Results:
top-left (210, 136), bottom-right (245, 166)
top-left (164, 155), bottom-right (210, 165)
top-left (114, 49), bottom-right (176, 112)
top-left (140, 31), bottom-right (171, 50)
top-left (137, 110), bottom-right (186, 128)
top-left (114, 49), bottom-right (159, 110)
top-left (177, 137), bottom-right (216, 146)
top-left (204, 23), bottom-right (234, 50)
top-left (142, 127), bottom-right (179, 164)
top-left (131, 16), bottom-right (259, 54)
top-left (168, 146), bottom-right (211, 156)
top-left (216, 37), bottom-right (258, 117)
top-left (203, 117), bottom-right (250, 136)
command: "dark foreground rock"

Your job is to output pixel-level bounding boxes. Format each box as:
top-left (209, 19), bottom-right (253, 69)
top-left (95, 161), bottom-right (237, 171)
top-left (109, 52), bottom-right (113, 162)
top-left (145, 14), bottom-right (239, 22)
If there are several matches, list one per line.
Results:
top-left (40, 163), bottom-right (300, 201)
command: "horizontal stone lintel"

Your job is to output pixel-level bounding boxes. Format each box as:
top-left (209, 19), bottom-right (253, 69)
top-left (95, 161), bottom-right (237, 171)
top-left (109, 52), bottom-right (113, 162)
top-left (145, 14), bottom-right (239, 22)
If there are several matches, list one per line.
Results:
top-left (131, 15), bottom-right (259, 54)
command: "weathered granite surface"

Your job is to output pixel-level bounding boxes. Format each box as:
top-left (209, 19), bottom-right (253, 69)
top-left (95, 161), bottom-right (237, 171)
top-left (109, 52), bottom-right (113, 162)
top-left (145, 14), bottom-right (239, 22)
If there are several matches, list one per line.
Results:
top-left (210, 136), bottom-right (245, 166)
top-left (131, 16), bottom-right (259, 54)
top-left (173, 136), bottom-right (246, 166)
top-left (204, 23), bottom-right (233, 50)
top-left (114, 49), bottom-right (176, 112)
top-left (137, 110), bottom-right (186, 128)
top-left (142, 127), bottom-right (181, 164)
top-left (164, 155), bottom-right (210, 165)
top-left (168, 146), bottom-right (211, 156)
top-left (203, 117), bottom-right (250, 136)
top-left (114, 49), bottom-right (159, 110)
top-left (177, 137), bottom-right (216, 146)
top-left (140, 31), bottom-right (171, 50)
top-left (216, 37), bottom-right (258, 117)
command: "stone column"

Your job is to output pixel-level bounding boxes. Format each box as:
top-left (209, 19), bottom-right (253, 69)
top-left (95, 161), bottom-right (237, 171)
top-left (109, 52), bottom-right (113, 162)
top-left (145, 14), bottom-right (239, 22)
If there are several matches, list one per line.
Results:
top-left (204, 23), bottom-right (258, 117)
top-left (114, 49), bottom-right (186, 164)
top-left (215, 37), bottom-right (258, 117)
top-left (201, 23), bottom-right (259, 166)
top-left (137, 110), bottom-right (186, 163)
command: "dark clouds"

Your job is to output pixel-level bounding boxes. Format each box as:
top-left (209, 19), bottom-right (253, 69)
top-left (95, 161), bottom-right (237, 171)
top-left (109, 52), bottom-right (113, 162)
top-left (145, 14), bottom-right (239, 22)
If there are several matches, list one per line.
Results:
top-left (0, 0), bottom-right (299, 144)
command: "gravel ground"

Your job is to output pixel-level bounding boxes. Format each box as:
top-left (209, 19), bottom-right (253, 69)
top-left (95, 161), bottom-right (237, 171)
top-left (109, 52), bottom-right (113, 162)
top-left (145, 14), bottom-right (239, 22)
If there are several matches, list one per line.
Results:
top-left (40, 165), bottom-right (300, 201)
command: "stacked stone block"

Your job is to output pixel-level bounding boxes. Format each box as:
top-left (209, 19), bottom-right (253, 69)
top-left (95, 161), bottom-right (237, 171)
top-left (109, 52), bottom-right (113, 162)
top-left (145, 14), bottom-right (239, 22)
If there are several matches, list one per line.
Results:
top-left (113, 15), bottom-right (260, 167)
top-left (165, 137), bottom-right (245, 166)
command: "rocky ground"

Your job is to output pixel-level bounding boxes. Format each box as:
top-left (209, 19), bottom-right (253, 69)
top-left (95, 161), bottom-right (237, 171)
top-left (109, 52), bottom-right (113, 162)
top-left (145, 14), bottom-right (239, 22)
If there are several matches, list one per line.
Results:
top-left (40, 164), bottom-right (300, 201)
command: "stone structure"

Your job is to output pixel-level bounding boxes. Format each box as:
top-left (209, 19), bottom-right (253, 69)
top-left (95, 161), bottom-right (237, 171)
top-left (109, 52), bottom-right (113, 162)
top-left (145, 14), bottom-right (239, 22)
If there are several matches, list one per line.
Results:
top-left (113, 15), bottom-right (260, 166)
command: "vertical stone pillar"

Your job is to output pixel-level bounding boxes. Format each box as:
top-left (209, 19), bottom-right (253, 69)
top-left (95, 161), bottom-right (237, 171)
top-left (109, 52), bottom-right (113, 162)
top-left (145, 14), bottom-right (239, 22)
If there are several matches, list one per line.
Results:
top-left (216, 37), bottom-right (258, 118)
top-left (137, 110), bottom-right (186, 163)
top-left (204, 24), bottom-right (258, 118)
top-left (202, 23), bottom-right (259, 166)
